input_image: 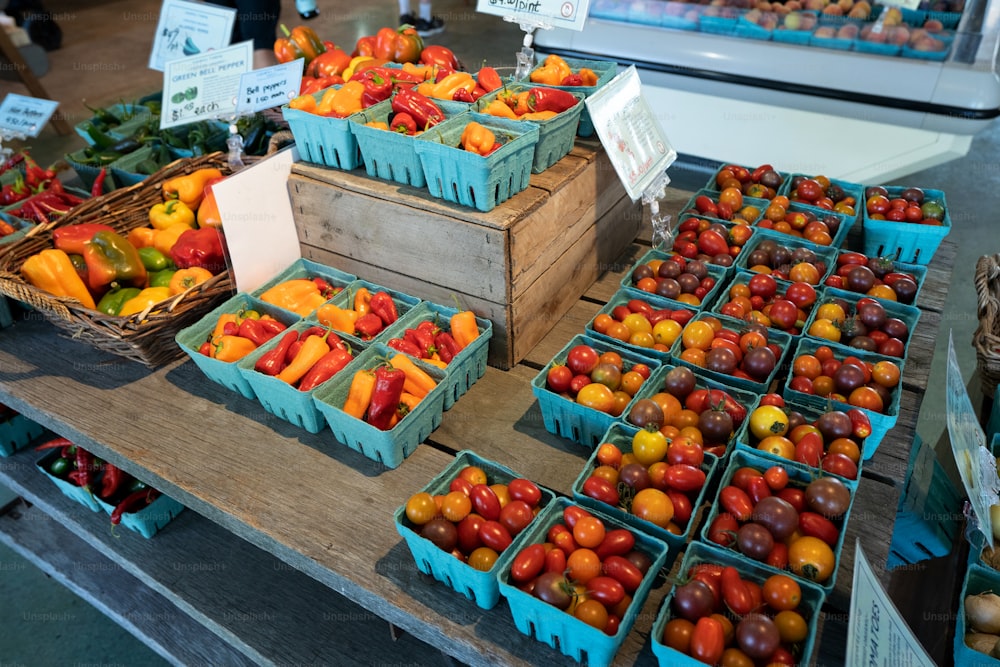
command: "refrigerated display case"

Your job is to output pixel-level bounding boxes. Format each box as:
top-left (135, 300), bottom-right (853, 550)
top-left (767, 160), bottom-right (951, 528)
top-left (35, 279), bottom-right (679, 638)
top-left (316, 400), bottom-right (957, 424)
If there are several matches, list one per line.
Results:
top-left (532, 0), bottom-right (1000, 180)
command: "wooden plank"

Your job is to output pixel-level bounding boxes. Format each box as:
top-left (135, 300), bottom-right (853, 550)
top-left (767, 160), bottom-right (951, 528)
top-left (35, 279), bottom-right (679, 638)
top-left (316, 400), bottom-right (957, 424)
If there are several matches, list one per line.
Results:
top-left (0, 445), bottom-right (455, 667)
top-left (0, 501), bottom-right (258, 667)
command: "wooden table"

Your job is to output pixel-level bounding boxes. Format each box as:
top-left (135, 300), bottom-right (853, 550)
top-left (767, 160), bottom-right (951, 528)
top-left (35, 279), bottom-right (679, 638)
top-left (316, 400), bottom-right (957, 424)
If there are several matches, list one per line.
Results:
top-left (0, 173), bottom-right (955, 666)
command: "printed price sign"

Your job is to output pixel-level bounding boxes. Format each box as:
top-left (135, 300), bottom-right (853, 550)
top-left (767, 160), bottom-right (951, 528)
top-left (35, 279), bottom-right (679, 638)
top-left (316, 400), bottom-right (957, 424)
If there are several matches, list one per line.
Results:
top-left (0, 94), bottom-right (59, 138)
top-left (585, 66), bottom-right (677, 201)
top-left (946, 330), bottom-right (998, 544)
top-left (161, 41), bottom-right (253, 130)
top-left (235, 60), bottom-right (304, 115)
top-left (846, 542), bottom-right (937, 666)
top-left (149, 0), bottom-right (237, 72)
top-left (477, 0), bottom-right (591, 31)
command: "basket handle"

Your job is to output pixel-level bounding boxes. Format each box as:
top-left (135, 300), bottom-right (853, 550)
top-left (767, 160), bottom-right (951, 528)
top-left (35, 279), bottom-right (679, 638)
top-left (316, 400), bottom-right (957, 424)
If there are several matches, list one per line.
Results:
top-left (975, 254), bottom-right (1000, 322)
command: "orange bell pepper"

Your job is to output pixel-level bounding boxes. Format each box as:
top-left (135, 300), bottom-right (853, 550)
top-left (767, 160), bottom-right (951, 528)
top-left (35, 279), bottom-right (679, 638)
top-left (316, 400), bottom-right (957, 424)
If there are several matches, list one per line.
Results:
top-left (460, 122), bottom-right (498, 156)
top-left (530, 54), bottom-right (572, 85)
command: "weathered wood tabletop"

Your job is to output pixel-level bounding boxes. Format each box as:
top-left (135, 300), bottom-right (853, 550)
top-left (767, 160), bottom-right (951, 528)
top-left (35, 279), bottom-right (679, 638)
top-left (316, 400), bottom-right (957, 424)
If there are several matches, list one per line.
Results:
top-left (0, 172), bottom-right (955, 665)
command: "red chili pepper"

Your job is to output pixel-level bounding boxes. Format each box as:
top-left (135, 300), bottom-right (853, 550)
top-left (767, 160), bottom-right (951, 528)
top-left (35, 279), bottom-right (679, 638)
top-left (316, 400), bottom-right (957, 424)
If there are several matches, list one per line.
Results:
top-left (354, 312), bottom-right (384, 339)
top-left (73, 447), bottom-right (96, 490)
top-left (369, 291), bottom-right (398, 326)
top-left (390, 112), bottom-right (418, 135)
top-left (312, 277), bottom-right (340, 299)
top-left (0, 151), bottom-right (25, 176)
top-left (391, 89), bottom-right (445, 130)
top-left (434, 331), bottom-right (460, 363)
top-left (366, 365), bottom-right (406, 430)
top-left (387, 337), bottom-right (423, 358)
top-left (111, 488), bottom-right (160, 525)
top-left (297, 347), bottom-right (354, 392)
top-left (847, 408), bottom-right (872, 439)
top-left (91, 167), bottom-right (107, 198)
top-left (100, 462), bottom-right (125, 499)
top-left (256, 318), bottom-right (289, 336)
top-left (255, 330), bottom-right (298, 376)
top-left (35, 436), bottom-right (75, 452)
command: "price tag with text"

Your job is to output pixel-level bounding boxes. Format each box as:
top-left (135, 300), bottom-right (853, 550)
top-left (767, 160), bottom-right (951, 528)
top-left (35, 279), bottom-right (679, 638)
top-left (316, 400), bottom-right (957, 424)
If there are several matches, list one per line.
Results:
top-left (148, 0), bottom-right (237, 72)
top-left (585, 66), bottom-right (677, 202)
top-left (845, 542), bottom-right (937, 666)
top-left (235, 60), bottom-right (304, 115)
top-left (160, 41), bottom-right (253, 130)
top-left (0, 94), bottom-right (59, 138)
top-left (476, 0), bottom-right (592, 31)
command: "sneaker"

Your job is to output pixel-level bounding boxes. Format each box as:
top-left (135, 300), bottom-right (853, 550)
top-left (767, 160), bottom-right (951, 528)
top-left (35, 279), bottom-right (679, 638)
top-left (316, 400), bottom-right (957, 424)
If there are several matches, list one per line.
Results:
top-left (399, 13), bottom-right (417, 26)
top-left (413, 16), bottom-right (445, 37)
top-left (299, 9), bottom-right (319, 19)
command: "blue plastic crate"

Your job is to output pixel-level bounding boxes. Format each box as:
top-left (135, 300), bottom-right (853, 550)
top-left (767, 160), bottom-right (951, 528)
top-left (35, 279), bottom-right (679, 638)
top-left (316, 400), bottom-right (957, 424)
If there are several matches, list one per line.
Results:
top-left (900, 33), bottom-right (954, 60)
top-left (627, 0), bottom-right (664, 25)
top-left (736, 396), bottom-right (868, 483)
top-left (584, 287), bottom-right (699, 362)
top-left (669, 311), bottom-right (794, 394)
top-left (348, 98), bottom-right (471, 188)
top-left (175, 292), bottom-right (300, 400)
top-left (589, 0), bottom-right (629, 20)
top-left (571, 421), bottom-right (720, 550)
top-left (394, 450), bottom-right (556, 609)
top-left (804, 285), bottom-right (921, 358)
top-left (954, 563), bottom-right (1000, 665)
top-left (861, 186), bottom-right (951, 264)
top-left (782, 337), bottom-right (903, 460)
top-left (531, 334), bottom-right (662, 449)
top-left (661, 2), bottom-right (699, 31)
top-left (281, 87), bottom-right (364, 170)
top-left (414, 113), bottom-right (539, 212)
top-left (251, 257), bottom-right (356, 319)
top-left (494, 497), bottom-right (675, 667)
top-left (521, 56), bottom-right (618, 137)
top-left (773, 24), bottom-right (815, 44)
top-left (735, 15), bottom-right (774, 39)
top-left (36, 450), bottom-right (104, 513)
top-left (237, 319), bottom-right (366, 433)
top-left (312, 343), bottom-right (447, 468)
top-left (699, 12), bottom-right (738, 35)
top-left (809, 27), bottom-right (856, 50)
top-left (494, 84), bottom-right (584, 173)
top-left (699, 448), bottom-right (857, 592)
top-left (98, 490), bottom-right (185, 539)
top-left (0, 413), bottom-right (46, 457)
top-left (886, 434), bottom-right (962, 568)
top-left (854, 37), bottom-right (902, 56)
top-left (379, 301), bottom-right (492, 410)
top-left (651, 540), bottom-right (826, 667)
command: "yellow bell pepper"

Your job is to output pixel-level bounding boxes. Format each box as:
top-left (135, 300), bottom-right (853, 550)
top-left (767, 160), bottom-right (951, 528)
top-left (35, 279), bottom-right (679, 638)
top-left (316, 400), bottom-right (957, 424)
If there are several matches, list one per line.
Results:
top-left (149, 200), bottom-right (196, 231)
top-left (365, 120), bottom-right (389, 130)
top-left (168, 267), bottom-right (214, 295)
top-left (152, 222), bottom-right (193, 257)
top-left (289, 94), bottom-right (318, 113)
top-left (428, 72), bottom-right (476, 101)
top-left (117, 286), bottom-right (172, 318)
top-left (213, 335), bottom-right (258, 363)
top-left (579, 67), bottom-right (598, 86)
top-left (519, 110), bottom-right (558, 121)
top-left (318, 80), bottom-right (365, 118)
top-left (162, 167), bottom-right (223, 210)
top-left (21, 248), bottom-right (97, 310)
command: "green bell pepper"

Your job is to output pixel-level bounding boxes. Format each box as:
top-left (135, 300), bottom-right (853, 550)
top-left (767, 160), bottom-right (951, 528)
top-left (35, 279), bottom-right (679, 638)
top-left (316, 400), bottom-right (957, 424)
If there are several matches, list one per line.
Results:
top-left (148, 269), bottom-right (176, 288)
top-left (96, 286), bottom-right (143, 316)
top-left (137, 246), bottom-right (175, 272)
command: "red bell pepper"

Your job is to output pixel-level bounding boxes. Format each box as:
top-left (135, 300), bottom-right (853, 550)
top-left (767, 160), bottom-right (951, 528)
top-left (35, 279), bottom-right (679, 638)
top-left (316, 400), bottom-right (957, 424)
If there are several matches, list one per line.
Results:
top-left (387, 337), bottom-right (423, 358)
top-left (452, 88), bottom-right (474, 103)
top-left (404, 327), bottom-right (435, 358)
top-left (306, 47), bottom-right (352, 78)
top-left (369, 291), bottom-right (398, 326)
top-left (169, 227), bottom-right (227, 274)
top-left (477, 66), bottom-right (503, 93)
top-left (353, 35), bottom-right (376, 58)
top-left (352, 68), bottom-right (393, 107)
top-left (420, 45), bottom-right (459, 70)
top-left (434, 331), bottom-right (461, 363)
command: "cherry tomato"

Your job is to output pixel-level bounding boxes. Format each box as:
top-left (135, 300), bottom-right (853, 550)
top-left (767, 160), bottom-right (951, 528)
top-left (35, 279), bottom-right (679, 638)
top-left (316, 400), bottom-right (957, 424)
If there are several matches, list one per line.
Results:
top-left (764, 465), bottom-right (789, 491)
top-left (662, 618), bottom-right (695, 653)
top-left (563, 504), bottom-right (592, 529)
top-left (798, 511), bottom-right (841, 545)
top-left (788, 536), bottom-right (836, 582)
top-left (583, 475), bottom-right (620, 506)
top-left (499, 500), bottom-right (536, 536)
top-left (467, 546), bottom-right (499, 572)
top-left (470, 484), bottom-right (501, 520)
top-left (719, 486), bottom-right (754, 522)
top-left (478, 520), bottom-right (512, 552)
top-left (761, 574), bottom-right (802, 611)
top-left (546, 364), bottom-right (573, 393)
top-left (510, 543), bottom-right (546, 583)
top-left (573, 515), bottom-right (607, 549)
top-left (690, 616), bottom-right (726, 665)
top-left (586, 575), bottom-right (627, 608)
top-left (566, 344), bottom-right (600, 375)
top-left (567, 547), bottom-right (602, 583)
top-left (603, 554), bottom-right (646, 593)
top-left (405, 492), bottom-right (439, 525)
top-left (707, 512), bottom-right (739, 547)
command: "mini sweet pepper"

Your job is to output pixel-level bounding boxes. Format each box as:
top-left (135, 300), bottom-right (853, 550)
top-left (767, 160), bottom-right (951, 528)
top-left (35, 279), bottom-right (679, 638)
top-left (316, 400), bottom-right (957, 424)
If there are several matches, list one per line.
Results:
top-left (117, 286), bottom-right (172, 318)
top-left (21, 248), bottom-right (97, 310)
top-left (460, 121), bottom-right (499, 156)
top-left (162, 167), bottom-right (224, 210)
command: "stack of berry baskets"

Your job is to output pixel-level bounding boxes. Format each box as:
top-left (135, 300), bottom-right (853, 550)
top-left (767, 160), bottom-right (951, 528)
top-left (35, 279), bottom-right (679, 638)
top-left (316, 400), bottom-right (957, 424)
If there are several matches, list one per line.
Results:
top-left (620, 247), bottom-right (730, 310)
top-left (708, 269), bottom-right (824, 340)
top-left (737, 396), bottom-right (869, 483)
top-left (668, 214), bottom-right (758, 272)
top-left (394, 450), bottom-right (556, 609)
top-left (651, 539), bottom-right (826, 666)
top-left (801, 285), bottom-right (921, 361)
top-left (828, 249), bottom-right (928, 307)
top-left (705, 162), bottom-right (789, 201)
top-left (585, 287), bottom-right (699, 363)
top-left (781, 336), bottom-right (903, 460)
top-left (735, 232), bottom-right (838, 286)
top-left (494, 497), bottom-right (674, 667)
top-left (669, 312), bottom-right (794, 395)
top-left (532, 334), bottom-right (662, 449)
top-left (699, 448), bottom-right (858, 594)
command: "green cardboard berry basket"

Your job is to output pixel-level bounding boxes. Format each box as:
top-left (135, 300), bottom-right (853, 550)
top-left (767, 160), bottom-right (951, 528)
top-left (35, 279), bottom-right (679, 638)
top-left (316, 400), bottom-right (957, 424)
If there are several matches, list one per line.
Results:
top-left (519, 56), bottom-right (618, 137)
top-left (96, 489), bottom-right (185, 539)
top-left (348, 98), bottom-right (472, 188)
top-left (490, 84), bottom-right (584, 173)
top-left (802, 284), bottom-right (921, 359)
top-left (0, 413), bottom-right (46, 457)
top-left (584, 286), bottom-right (700, 363)
top-left (175, 292), bottom-right (301, 400)
top-left (281, 86), bottom-right (365, 170)
top-left (494, 497), bottom-right (674, 667)
top-left (394, 450), bottom-right (556, 609)
top-left (36, 450), bottom-right (104, 512)
top-left (861, 186), bottom-right (950, 265)
top-left (953, 562), bottom-right (1000, 665)
top-left (312, 343), bottom-right (448, 468)
top-left (413, 112), bottom-right (539, 212)
top-left (651, 540), bottom-right (826, 666)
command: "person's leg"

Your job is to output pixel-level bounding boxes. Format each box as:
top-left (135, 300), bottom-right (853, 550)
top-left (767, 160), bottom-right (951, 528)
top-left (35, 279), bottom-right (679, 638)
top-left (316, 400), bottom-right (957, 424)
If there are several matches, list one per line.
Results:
top-left (232, 0), bottom-right (281, 68)
top-left (413, 0), bottom-right (444, 36)
top-left (399, 0), bottom-right (415, 25)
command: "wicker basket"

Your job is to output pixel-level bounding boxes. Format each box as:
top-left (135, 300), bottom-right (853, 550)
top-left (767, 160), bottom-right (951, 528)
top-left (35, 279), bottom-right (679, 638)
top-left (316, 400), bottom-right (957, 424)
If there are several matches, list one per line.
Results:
top-left (0, 153), bottom-right (235, 368)
top-left (974, 254), bottom-right (1000, 398)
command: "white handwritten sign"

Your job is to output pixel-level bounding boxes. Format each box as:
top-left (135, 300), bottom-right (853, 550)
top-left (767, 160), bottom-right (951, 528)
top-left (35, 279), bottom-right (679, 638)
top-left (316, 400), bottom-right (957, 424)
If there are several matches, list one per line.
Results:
top-left (235, 60), bottom-right (304, 115)
top-left (149, 0), bottom-right (237, 72)
top-left (476, 0), bottom-right (592, 30)
top-left (161, 41), bottom-right (253, 130)
top-left (0, 94), bottom-right (59, 138)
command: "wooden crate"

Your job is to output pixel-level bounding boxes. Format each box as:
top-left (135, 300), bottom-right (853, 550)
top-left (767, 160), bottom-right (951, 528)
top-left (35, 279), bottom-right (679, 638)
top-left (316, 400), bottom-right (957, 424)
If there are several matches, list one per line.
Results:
top-left (288, 140), bottom-right (641, 369)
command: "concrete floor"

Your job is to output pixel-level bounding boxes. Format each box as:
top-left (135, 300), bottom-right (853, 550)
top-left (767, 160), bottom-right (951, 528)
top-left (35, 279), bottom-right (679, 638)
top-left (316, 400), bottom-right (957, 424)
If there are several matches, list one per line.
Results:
top-left (0, 0), bottom-right (995, 663)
